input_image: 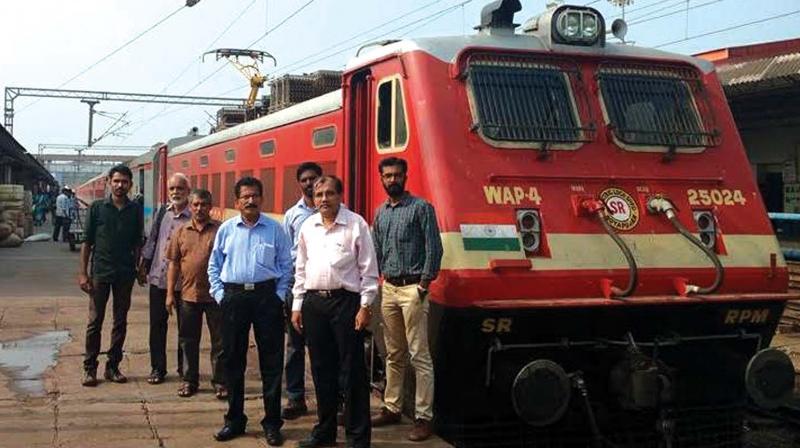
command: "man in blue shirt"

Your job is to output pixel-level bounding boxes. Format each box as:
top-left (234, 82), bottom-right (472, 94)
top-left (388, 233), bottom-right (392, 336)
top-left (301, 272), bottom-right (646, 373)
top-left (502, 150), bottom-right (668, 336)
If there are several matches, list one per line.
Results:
top-left (208, 176), bottom-right (292, 446)
top-left (281, 161), bottom-right (322, 420)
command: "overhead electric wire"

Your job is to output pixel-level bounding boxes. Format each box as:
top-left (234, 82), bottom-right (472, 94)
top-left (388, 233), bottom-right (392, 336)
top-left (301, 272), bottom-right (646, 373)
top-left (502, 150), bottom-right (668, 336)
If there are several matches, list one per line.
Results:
top-left (17, 4), bottom-right (188, 115)
top-left (627, 0), bottom-right (725, 26)
top-left (273, 0), bottom-right (474, 78)
top-left (121, 0), bottom-right (260, 142)
top-left (274, 0), bottom-right (443, 75)
top-left (246, 0), bottom-right (318, 48)
top-left (124, 0), bottom-right (319, 140)
top-left (654, 8), bottom-right (800, 48)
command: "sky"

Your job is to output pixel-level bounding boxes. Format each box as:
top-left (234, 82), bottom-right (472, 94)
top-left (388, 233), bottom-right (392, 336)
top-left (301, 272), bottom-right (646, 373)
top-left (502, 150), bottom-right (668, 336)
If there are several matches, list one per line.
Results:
top-left (1, 0), bottom-right (799, 155)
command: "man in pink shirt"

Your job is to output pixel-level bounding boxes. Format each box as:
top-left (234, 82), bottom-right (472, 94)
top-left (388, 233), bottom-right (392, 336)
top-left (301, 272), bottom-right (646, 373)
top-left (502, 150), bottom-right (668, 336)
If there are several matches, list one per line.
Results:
top-left (291, 175), bottom-right (378, 448)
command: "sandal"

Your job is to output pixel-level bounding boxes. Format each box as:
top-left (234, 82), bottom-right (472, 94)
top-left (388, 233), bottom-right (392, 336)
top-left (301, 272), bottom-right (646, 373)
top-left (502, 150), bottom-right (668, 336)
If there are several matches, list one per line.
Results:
top-left (214, 385), bottom-right (229, 400)
top-left (178, 382), bottom-right (197, 398)
top-left (147, 372), bottom-right (165, 385)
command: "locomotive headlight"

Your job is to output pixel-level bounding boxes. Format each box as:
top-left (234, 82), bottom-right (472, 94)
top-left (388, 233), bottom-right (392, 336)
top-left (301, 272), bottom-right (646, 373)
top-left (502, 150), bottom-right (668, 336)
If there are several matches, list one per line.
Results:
top-left (693, 211), bottom-right (716, 250)
top-left (582, 14), bottom-right (598, 38)
top-left (555, 8), bottom-right (601, 44)
top-left (517, 210), bottom-right (542, 253)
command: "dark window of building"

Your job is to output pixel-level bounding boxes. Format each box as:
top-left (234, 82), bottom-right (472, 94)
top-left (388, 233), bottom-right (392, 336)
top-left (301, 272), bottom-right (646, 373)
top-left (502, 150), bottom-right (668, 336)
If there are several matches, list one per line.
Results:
top-left (260, 140), bottom-right (276, 157)
top-left (312, 126), bottom-right (336, 149)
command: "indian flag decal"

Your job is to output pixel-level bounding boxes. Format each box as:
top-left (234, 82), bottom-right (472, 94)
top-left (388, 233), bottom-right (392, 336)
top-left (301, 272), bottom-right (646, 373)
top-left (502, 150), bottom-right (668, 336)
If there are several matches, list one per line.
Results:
top-left (460, 224), bottom-right (520, 251)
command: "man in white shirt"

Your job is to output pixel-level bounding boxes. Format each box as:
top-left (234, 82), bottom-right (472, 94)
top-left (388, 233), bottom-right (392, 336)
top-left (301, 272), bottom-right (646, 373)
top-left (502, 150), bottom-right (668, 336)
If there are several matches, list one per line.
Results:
top-left (291, 175), bottom-right (378, 448)
top-left (53, 187), bottom-right (71, 242)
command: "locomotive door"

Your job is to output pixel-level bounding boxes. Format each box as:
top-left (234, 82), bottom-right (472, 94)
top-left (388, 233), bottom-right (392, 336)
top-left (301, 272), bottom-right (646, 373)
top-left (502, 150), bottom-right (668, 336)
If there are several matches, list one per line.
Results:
top-left (346, 69), bottom-right (372, 217)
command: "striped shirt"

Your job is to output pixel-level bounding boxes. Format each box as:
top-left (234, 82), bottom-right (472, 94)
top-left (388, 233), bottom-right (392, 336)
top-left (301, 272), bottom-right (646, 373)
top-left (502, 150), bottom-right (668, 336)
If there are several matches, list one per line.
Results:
top-left (372, 193), bottom-right (443, 281)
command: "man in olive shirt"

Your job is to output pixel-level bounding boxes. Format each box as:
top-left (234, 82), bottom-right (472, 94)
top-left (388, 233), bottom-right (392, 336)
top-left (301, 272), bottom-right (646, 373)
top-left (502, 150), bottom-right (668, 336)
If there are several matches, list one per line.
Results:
top-left (79, 165), bottom-right (143, 387)
top-left (166, 189), bottom-right (226, 399)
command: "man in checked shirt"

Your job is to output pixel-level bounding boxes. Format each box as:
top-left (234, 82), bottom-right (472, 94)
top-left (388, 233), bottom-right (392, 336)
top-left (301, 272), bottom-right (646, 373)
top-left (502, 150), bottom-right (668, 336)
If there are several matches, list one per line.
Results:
top-left (370, 157), bottom-right (443, 441)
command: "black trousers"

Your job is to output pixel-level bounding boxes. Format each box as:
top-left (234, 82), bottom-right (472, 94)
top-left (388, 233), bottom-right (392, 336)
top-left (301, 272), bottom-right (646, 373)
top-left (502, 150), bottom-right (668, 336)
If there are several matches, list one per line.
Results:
top-left (84, 278), bottom-right (134, 371)
top-left (221, 284), bottom-right (285, 431)
top-left (303, 291), bottom-right (371, 447)
top-left (179, 300), bottom-right (225, 387)
top-left (149, 286), bottom-right (182, 376)
top-left (53, 216), bottom-right (71, 242)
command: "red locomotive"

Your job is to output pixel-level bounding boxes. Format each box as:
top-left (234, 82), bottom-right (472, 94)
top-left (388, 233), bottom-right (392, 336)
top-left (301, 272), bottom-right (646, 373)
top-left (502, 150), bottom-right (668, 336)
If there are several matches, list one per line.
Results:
top-left (80, 1), bottom-right (797, 446)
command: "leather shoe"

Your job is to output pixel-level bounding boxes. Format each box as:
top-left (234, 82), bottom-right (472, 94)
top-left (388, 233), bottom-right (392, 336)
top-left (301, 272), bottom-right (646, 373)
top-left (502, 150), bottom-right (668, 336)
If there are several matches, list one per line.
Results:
top-left (371, 407), bottom-right (401, 427)
top-left (297, 436), bottom-right (337, 448)
top-left (81, 370), bottom-right (97, 387)
top-left (408, 419), bottom-right (432, 442)
top-left (214, 425), bottom-right (245, 442)
top-left (282, 399), bottom-right (308, 420)
top-left (265, 428), bottom-right (284, 446)
top-left (104, 365), bottom-right (127, 383)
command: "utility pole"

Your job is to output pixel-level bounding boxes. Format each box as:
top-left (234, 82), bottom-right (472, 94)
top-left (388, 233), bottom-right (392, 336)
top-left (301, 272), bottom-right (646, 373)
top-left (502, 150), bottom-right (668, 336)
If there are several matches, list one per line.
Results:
top-left (81, 99), bottom-right (100, 147)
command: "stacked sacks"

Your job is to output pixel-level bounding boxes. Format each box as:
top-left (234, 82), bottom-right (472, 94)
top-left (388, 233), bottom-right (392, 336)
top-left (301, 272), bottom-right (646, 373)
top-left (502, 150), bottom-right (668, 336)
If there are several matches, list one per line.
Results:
top-left (0, 184), bottom-right (25, 247)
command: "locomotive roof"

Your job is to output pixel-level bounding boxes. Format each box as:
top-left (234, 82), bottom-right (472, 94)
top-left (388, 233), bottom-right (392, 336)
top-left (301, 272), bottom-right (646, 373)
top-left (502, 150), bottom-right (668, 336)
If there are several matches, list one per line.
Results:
top-left (346, 33), bottom-right (715, 74)
top-left (170, 89), bottom-right (342, 156)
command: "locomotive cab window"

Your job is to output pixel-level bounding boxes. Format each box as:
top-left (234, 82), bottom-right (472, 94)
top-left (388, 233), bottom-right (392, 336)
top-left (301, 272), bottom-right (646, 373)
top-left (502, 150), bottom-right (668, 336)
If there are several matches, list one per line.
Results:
top-left (597, 65), bottom-right (719, 150)
top-left (376, 76), bottom-right (408, 153)
top-left (466, 58), bottom-right (587, 148)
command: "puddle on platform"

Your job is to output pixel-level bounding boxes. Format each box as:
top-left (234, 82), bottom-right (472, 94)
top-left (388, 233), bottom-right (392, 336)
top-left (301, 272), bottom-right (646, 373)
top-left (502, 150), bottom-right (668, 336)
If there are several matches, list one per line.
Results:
top-left (0, 331), bottom-right (70, 395)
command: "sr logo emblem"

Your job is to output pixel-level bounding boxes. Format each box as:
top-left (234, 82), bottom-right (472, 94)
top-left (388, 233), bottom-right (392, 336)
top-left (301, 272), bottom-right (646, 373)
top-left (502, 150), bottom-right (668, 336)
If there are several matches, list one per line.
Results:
top-left (599, 188), bottom-right (639, 231)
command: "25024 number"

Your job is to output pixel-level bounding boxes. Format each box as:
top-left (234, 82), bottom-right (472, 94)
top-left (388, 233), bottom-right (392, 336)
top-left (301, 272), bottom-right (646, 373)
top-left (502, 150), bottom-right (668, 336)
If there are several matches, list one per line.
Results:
top-left (687, 189), bottom-right (747, 206)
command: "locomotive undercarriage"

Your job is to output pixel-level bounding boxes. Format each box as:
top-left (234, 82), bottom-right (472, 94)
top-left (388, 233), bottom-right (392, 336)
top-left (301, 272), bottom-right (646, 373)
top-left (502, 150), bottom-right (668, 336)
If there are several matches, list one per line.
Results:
top-left (421, 299), bottom-right (791, 448)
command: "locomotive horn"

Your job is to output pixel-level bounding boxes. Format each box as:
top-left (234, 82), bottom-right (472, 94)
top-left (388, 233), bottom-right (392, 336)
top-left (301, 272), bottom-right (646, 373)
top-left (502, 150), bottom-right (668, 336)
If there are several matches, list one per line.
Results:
top-left (476, 0), bottom-right (522, 31)
top-left (610, 18), bottom-right (628, 41)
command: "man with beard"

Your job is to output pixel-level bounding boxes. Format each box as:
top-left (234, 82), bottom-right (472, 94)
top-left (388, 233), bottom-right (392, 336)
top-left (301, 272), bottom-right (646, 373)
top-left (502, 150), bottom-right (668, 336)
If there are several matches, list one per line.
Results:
top-left (370, 157), bottom-right (443, 441)
top-left (166, 189), bottom-right (226, 399)
top-left (208, 176), bottom-right (292, 446)
top-left (291, 175), bottom-right (379, 448)
top-left (79, 165), bottom-right (143, 386)
top-left (281, 162), bottom-right (322, 419)
top-left (139, 173), bottom-right (192, 385)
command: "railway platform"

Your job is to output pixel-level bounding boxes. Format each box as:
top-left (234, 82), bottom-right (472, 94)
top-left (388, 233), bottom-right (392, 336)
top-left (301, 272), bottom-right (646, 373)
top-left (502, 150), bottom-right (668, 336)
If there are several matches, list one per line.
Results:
top-left (0, 238), bottom-right (449, 448)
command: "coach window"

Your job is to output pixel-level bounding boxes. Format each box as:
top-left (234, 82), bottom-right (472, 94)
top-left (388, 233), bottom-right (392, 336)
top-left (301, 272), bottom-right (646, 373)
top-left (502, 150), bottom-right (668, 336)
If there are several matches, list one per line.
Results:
top-left (260, 140), bottom-right (276, 157)
top-left (200, 155), bottom-right (209, 168)
top-left (225, 149), bottom-right (236, 163)
top-left (376, 76), bottom-right (408, 153)
top-left (312, 126), bottom-right (336, 149)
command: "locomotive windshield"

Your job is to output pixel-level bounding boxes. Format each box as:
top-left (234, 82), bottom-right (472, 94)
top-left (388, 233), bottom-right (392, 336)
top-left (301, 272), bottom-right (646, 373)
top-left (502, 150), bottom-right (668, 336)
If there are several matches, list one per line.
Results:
top-left (467, 60), bottom-right (586, 144)
top-left (598, 65), bottom-right (718, 148)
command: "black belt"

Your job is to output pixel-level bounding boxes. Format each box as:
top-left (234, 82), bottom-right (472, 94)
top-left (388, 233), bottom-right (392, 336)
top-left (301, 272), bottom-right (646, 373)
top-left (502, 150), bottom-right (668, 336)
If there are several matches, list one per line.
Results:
top-left (223, 279), bottom-right (276, 292)
top-left (307, 288), bottom-right (352, 298)
top-left (384, 275), bottom-right (421, 287)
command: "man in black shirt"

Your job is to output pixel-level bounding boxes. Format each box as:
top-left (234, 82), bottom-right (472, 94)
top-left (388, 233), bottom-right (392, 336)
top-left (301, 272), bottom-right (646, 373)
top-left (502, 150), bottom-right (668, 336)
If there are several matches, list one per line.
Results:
top-left (78, 164), bottom-right (143, 387)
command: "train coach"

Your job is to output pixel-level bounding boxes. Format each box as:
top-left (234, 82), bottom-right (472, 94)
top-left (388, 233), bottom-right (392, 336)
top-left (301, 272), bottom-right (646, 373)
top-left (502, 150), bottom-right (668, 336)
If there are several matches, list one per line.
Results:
top-left (84, 1), bottom-right (798, 446)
